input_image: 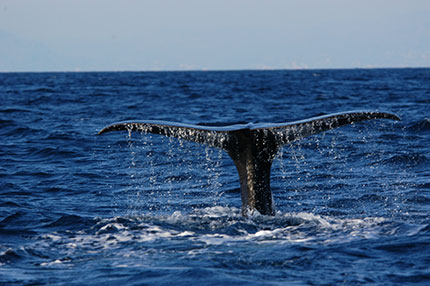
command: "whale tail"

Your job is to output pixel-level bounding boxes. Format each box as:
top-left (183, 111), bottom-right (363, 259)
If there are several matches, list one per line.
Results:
top-left (98, 111), bottom-right (400, 216)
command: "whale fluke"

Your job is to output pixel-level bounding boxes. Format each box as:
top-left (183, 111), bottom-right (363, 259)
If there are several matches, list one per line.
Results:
top-left (98, 110), bottom-right (400, 216)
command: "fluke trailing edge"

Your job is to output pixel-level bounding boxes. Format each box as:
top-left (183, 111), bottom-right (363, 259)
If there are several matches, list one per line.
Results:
top-left (98, 110), bottom-right (400, 216)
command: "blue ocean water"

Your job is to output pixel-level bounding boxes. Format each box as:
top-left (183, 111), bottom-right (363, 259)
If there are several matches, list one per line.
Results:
top-left (0, 69), bottom-right (429, 285)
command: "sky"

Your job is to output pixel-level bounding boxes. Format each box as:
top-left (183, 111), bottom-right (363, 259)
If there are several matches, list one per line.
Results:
top-left (1, 0), bottom-right (429, 72)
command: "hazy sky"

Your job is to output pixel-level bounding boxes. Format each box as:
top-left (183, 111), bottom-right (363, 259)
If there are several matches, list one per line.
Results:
top-left (1, 0), bottom-right (429, 71)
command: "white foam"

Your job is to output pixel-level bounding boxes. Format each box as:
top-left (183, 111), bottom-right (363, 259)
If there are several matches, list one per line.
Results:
top-left (31, 209), bottom-right (424, 266)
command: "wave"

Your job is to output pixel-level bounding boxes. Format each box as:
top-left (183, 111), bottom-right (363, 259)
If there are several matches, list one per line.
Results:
top-left (0, 201), bottom-right (21, 208)
top-left (406, 118), bottom-right (430, 132)
top-left (0, 125), bottom-right (45, 139)
top-left (0, 248), bottom-right (22, 264)
top-left (405, 195), bottom-right (430, 204)
top-left (0, 119), bottom-right (16, 128)
top-left (46, 214), bottom-right (95, 230)
top-left (374, 240), bottom-right (429, 254)
top-left (0, 212), bottom-right (38, 237)
top-left (3, 207), bottom-right (428, 283)
top-left (22, 146), bottom-right (81, 160)
top-left (0, 212), bottom-right (24, 226)
top-left (30, 208), bottom-right (427, 253)
top-left (0, 107), bottom-right (32, 114)
top-left (383, 153), bottom-right (429, 167)
top-left (23, 87), bottom-right (57, 94)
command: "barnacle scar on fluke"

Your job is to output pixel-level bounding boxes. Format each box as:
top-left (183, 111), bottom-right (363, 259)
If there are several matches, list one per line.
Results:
top-left (98, 110), bottom-right (400, 216)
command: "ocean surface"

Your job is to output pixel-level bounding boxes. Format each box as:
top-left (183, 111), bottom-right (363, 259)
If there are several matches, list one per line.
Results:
top-left (0, 69), bottom-right (429, 285)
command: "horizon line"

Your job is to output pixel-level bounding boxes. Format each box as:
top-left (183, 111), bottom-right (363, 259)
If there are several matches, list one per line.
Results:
top-left (1, 66), bottom-right (429, 74)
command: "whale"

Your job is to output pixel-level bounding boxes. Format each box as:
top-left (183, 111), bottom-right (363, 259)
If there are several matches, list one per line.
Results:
top-left (98, 110), bottom-right (400, 216)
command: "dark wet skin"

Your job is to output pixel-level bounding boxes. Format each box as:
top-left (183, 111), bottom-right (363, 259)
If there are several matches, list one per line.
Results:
top-left (99, 110), bottom-right (400, 216)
